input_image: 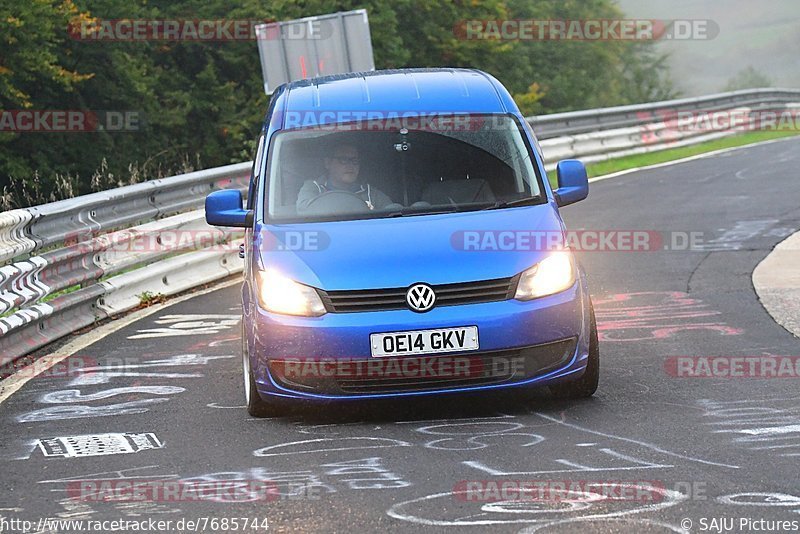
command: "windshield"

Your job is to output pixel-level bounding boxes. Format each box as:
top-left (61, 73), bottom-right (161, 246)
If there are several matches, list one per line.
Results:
top-left (265, 114), bottom-right (543, 222)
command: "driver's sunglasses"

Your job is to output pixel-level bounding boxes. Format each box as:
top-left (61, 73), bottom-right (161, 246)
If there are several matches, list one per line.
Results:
top-left (333, 156), bottom-right (360, 166)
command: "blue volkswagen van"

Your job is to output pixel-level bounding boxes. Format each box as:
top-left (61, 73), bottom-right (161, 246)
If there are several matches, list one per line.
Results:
top-left (206, 68), bottom-right (598, 416)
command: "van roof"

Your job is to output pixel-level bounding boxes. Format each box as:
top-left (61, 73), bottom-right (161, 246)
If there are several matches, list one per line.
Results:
top-left (277, 68), bottom-right (512, 120)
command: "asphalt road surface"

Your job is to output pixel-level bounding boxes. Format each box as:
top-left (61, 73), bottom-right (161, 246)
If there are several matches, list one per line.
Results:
top-left (2, 138), bottom-right (800, 533)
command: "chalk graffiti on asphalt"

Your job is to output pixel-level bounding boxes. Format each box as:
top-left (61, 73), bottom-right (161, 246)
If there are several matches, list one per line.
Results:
top-left (15, 354), bottom-right (233, 423)
top-left (128, 314), bottom-right (240, 339)
top-left (699, 396), bottom-right (800, 459)
top-left (594, 291), bottom-right (742, 342)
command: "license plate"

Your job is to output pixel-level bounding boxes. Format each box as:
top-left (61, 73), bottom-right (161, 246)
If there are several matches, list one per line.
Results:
top-left (370, 326), bottom-right (479, 357)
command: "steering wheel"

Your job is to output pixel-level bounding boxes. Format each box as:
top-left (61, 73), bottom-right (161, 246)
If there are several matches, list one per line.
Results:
top-left (301, 190), bottom-right (372, 216)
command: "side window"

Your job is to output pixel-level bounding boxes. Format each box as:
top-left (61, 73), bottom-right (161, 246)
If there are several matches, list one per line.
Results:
top-left (247, 134), bottom-right (266, 210)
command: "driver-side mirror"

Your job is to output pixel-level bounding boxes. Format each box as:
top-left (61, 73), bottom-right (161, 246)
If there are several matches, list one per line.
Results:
top-left (205, 190), bottom-right (253, 228)
top-left (554, 159), bottom-right (589, 207)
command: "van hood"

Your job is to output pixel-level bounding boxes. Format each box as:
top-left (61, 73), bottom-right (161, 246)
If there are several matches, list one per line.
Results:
top-left (256, 204), bottom-right (565, 290)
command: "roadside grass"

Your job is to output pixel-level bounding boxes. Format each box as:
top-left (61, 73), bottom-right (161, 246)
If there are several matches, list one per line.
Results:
top-left (547, 129), bottom-right (800, 188)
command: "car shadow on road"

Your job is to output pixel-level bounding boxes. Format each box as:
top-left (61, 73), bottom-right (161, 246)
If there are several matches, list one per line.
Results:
top-left (252, 388), bottom-right (601, 425)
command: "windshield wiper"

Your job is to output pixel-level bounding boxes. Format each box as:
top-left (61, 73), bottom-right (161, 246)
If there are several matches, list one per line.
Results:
top-left (482, 196), bottom-right (542, 210)
top-left (383, 205), bottom-right (464, 218)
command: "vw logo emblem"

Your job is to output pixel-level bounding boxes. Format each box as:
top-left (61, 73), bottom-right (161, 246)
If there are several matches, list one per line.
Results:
top-left (406, 283), bottom-right (436, 313)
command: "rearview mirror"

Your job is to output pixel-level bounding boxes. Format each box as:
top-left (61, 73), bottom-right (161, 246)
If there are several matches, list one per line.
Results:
top-left (205, 190), bottom-right (253, 228)
top-left (554, 160), bottom-right (589, 207)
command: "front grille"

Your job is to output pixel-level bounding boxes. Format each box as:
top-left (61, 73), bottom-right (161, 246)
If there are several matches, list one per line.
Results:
top-left (319, 276), bottom-right (517, 313)
top-left (268, 337), bottom-right (577, 396)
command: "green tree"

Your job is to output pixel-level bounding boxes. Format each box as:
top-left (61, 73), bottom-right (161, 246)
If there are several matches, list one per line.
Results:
top-left (725, 66), bottom-right (772, 91)
top-left (0, 0), bottom-right (93, 199)
top-left (619, 42), bottom-right (678, 104)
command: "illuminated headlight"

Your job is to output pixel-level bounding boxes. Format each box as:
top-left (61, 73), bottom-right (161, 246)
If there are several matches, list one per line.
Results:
top-left (514, 251), bottom-right (576, 300)
top-left (256, 269), bottom-right (326, 316)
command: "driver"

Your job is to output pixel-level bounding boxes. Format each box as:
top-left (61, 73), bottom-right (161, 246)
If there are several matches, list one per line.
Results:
top-left (296, 143), bottom-right (393, 213)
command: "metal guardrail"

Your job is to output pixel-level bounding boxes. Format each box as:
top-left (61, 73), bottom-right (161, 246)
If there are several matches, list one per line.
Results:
top-left (2, 88), bottom-right (799, 366)
top-left (0, 163), bottom-right (250, 364)
top-left (537, 104), bottom-right (800, 170)
top-left (529, 87), bottom-right (800, 139)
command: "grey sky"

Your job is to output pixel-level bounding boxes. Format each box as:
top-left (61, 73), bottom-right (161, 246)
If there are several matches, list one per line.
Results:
top-left (616, 0), bottom-right (800, 95)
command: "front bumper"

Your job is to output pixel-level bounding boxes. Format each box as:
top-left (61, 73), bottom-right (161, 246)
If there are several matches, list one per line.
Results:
top-left (244, 276), bottom-right (591, 400)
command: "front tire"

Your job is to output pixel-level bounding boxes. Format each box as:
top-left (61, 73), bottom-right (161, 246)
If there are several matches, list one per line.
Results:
top-left (242, 323), bottom-right (285, 417)
top-left (549, 300), bottom-right (599, 399)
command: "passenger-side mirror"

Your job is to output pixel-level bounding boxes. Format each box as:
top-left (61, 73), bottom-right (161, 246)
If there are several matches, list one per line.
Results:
top-left (554, 160), bottom-right (589, 207)
top-left (205, 190), bottom-right (253, 227)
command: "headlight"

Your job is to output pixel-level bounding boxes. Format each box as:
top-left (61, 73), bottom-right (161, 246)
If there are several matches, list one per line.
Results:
top-left (514, 251), bottom-right (575, 300)
top-left (256, 269), bottom-right (326, 316)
